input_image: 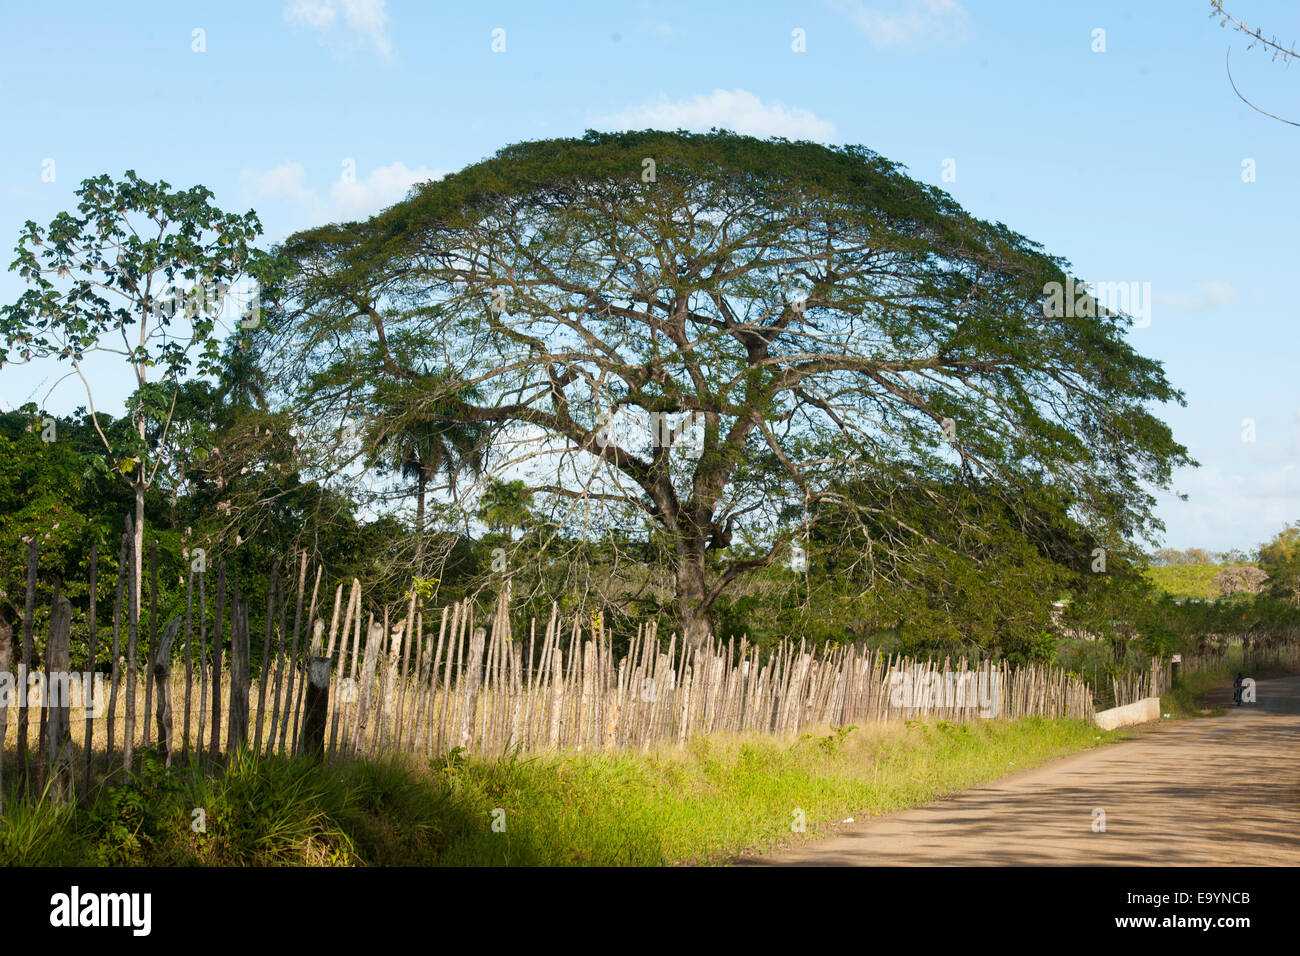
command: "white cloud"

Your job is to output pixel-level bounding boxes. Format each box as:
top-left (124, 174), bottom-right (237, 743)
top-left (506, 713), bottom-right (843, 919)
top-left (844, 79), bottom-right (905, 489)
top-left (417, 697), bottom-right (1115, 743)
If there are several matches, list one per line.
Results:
top-left (285, 0), bottom-right (393, 61)
top-left (601, 89), bottom-right (835, 141)
top-left (1155, 280), bottom-right (1236, 310)
top-left (330, 162), bottom-right (445, 220)
top-left (831, 0), bottom-right (971, 49)
top-left (1157, 459), bottom-right (1300, 552)
top-left (239, 160), bottom-right (445, 228)
top-left (239, 162), bottom-right (315, 205)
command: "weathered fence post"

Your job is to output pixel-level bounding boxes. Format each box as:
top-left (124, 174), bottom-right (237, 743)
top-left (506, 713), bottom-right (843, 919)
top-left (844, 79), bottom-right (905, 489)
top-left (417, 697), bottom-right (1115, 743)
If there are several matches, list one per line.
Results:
top-left (17, 537), bottom-right (37, 789)
top-left (228, 595), bottom-right (250, 753)
top-left (353, 619), bottom-right (381, 755)
top-left (37, 581), bottom-right (60, 792)
top-left (197, 565), bottom-right (207, 766)
top-left (460, 626), bottom-right (486, 750)
top-left (0, 618), bottom-right (11, 814)
top-left (209, 562), bottom-right (226, 759)
top-left (268, 554), bottom-right (300, 756)
top-left (143, 541), bottom-right (157, 749)
top-left (300, 657), bottom-right (330, 759)
top-left (84, 543), bottom-right (98, 794)
top-left (152, 617), bottom-right (182, 766)
top-left (255, 566), bottom-right (280, 756)
top-left (123, 516), bottom-right (139, 776)
top-left (104, 532), bottom-right (128, 768)
top-left (45, 596), bottom-right (74, 802)
top-left (182, 563), bottom-right (194, 760)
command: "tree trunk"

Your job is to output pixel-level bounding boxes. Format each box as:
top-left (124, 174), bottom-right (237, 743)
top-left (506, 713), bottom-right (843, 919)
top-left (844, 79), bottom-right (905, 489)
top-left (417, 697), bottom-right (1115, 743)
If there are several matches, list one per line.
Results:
top-left (133, 432), bottom-right (145, 621)
top-left (676, 552), bottom-right (714, 648)
top-left (415, 469), bottom-right (427, 573)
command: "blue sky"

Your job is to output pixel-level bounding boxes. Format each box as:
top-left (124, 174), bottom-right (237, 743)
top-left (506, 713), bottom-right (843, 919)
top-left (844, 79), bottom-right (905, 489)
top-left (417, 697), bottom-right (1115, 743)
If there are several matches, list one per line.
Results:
top-left (1, 0), bottom-right (1297, 554)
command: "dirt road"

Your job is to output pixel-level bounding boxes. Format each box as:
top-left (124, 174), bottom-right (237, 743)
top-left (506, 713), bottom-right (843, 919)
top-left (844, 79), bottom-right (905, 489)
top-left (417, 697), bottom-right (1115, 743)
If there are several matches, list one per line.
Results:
top-left (736, 675), bottom-right (1300, 866)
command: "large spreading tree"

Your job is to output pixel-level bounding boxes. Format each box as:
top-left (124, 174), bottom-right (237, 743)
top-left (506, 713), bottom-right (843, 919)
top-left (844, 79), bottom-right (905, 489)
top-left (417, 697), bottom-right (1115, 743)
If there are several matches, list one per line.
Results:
top-left (272, 130), bottom-right (1191, 645)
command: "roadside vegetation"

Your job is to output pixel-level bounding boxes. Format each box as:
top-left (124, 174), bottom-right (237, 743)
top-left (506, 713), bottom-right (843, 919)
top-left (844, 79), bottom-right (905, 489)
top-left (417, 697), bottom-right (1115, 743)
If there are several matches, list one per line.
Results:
top-left (4, 139), bottom-right (1300, 869)
top-left (2, 717), bottom-right (1112, 867)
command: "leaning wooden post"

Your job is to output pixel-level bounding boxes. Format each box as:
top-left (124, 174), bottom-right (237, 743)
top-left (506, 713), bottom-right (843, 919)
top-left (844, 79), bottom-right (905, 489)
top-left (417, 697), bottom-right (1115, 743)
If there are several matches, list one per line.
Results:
top-left (227, 593), bottom-right (251, 754)
top-left (300, 657), bottom-right (330, 759)
top-left (152, 617), bottom-right (182, 766)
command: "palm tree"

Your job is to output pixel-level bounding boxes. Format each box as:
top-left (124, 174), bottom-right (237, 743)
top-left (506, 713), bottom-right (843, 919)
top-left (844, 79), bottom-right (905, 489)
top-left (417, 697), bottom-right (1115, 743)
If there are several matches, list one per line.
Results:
top-left (366, 370), bottom-right (489, 569)
top-left (477, 479), bottom-right (533, 538)
top-left (216, 336), bottom-right (269, 411)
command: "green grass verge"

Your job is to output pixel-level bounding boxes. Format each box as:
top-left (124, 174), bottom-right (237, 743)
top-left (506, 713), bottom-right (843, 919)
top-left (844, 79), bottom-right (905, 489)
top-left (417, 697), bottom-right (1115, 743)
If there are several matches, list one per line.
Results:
top-left (1, 717), bottom-right (1115, 866)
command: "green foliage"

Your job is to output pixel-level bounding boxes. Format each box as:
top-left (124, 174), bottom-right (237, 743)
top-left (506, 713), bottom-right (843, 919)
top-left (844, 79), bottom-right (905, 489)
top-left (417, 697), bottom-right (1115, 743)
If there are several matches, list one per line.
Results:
top-left (1, 719), bottom-right (1111, 866)
top-left (477, 480), bottom-right (534, 536)
top-left (1259, 522), bottom-right (1300, 602)
top-left (799, 724), bottom-right (858, 755)
top-left (0, 778), bottom-right (81, 865)
top-left (274, 129), bottom-right (1193, 640)
top-left (1143, 563), bottom-right (1223, 600)
top-left (0, 171), bottom-right (283, 493)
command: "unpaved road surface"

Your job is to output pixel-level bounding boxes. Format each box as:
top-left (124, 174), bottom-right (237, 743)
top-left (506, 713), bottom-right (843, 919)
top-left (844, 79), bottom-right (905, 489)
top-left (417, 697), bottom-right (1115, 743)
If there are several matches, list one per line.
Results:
top-left (737, 675), bottom-right (1300, 866)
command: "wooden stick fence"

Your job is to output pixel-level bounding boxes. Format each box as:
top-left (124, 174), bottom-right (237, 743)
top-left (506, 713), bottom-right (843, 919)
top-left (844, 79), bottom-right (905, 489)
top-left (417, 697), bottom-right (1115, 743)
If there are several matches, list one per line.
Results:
top-left (2, 551), bottom-right (1100, 786)
top-left (10, 541), bottom-right (1297, 807)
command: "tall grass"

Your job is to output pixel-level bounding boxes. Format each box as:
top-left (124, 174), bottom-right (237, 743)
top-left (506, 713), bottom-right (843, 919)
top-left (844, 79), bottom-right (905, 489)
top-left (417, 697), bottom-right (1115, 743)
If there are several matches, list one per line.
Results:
top-left (2, 716), bottom-right (1111, 866)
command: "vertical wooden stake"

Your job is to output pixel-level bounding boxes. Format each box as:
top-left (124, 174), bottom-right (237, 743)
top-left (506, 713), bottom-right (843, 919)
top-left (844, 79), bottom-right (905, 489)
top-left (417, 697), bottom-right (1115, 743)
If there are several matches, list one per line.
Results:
top-left (228, 591), bottom-right (250, 754)
top-left (182, 565), bottom-right (194, 761)
top-left (123, 516), bottom-right (139, 776)
top-left (281, 563), bottom-right (320, 757)
top-left (254, 566), bottom-right (280, 756)
top-left (17, 537), bottom-right (37, 789)
top-left (153, 618), bottom-right (182, 766)
top-left (300, 657), bottom-right (330, 759)
top-left (197, 564), bottom-right (208, 769)
top-left (0, 619), bottom-right (10, 814)
top-left (104, 532), bottom-right (127, 771)
top-left (143, 541), bottom-right (157, 749)
top-left (209, 562), bottom-right (226, 760)
top-left (83, 541), bottom-right (98, 795)
top-left (45, 596), bottom-right (73, 803)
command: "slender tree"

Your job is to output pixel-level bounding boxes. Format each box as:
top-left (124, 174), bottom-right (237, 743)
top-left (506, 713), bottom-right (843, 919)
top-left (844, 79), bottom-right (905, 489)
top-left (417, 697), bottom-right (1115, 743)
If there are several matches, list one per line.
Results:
top-left (1, 171), bottom-right (277, 614)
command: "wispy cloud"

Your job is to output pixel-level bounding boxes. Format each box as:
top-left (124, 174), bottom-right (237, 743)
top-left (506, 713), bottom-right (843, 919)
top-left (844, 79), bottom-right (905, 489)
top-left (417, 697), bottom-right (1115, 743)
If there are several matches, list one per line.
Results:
top-left (601, 89), bottom-right (835, 141)
top-left (240, 162), bottom-right (315, 205)
top-left (284, 0), bottom-right (394, 61)
top-left (239, 160), bottom-right (444, 229)
top-left (1155, 280), bottom-right (1236, 310)
top-left (830, 0), bottom-right (971, 49)
top-left (328, 162), bottom-right (444, 219)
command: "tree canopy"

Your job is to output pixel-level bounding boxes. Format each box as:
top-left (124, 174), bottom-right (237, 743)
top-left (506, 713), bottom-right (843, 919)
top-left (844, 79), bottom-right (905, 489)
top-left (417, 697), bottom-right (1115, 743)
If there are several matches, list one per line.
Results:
top-left (271, 129), bottom-right (1193, 644)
